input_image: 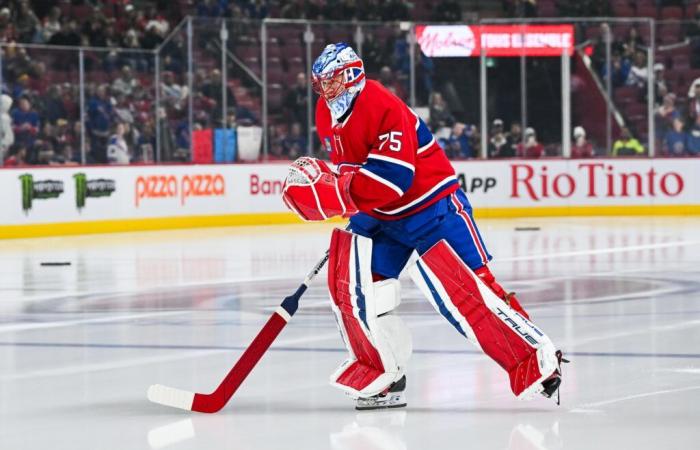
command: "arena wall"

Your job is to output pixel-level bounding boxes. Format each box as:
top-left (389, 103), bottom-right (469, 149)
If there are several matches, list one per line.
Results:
top-left (1, 159), bottom-right (699, 239)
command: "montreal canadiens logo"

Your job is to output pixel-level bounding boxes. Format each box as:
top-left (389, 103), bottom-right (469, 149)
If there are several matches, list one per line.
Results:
top-left (416, 25), bottom-right (476, 57)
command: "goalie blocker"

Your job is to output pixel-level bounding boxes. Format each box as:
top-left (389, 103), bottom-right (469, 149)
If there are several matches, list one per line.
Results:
top-left (409, 240), bottom-right (560, 398)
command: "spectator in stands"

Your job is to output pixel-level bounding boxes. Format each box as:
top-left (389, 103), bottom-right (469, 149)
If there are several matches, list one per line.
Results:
top-left (0, 7), bottom-right (14, 43)
top-left (380, 0), bottom-right (410, 21)
top-left (61, 83), bottom-right (80, 120)
top-left (439, 122), bottom-right (474, 159)
top-left (112, 66), bottom-right (141, 97)
top-left (87, 85), bottom-right (113, 163)
top-left (51, 141), bottom-right (79, 166)
top-left (4, 144), bottom-right (27, 166)
top-left (612, 126), bottom-right (645, 156)
top-left (415, 51), bottom-right (434, 105)
top-left (623, 27), bottom-right (645, 58)
top-left (107, 122), bottom-right (130, 164)
top-left (161, 71), bottom-right (188, 111)
top-left (688, 4), bottom-right (700, 68)
top-left (487, 119), bottom-right (513, 158)
top-left (428, 92), bottom-right (454, 132)
top-left (601, 52), bottom-right (631, 89)
top-left (39, 6), bottom-right (62, 43)
top-left (687, 115), bottom-right (700, 156)
top-left (15, 0), bottom-right (40, 42)
top-left (515, 0), bottom-right (538, 18)
top-left (432, 0), bottom-right (461, 21)
top-left (174, 120), bottom-right (190, 160)
top-left (11, 96), bottom-right (40, 148)
top-left (12, 73), bottom-right (32, 101)
top-left (663, 117), bottom-right (688, 157)
top-left (141, 21), bottom-right (165, 49)
top-left (390, 29), bottom-right (410, 89)
top-left (200, 69), bottom-right (235, 126)
top-left (114, 94), bottom-right (136, 127)
top-left (516, 127), bottom-right (544, 158)
top-left (246, 0), bottom-right (269, 19)
top-left (122, 28), bottom-right (142, 50)
top-left (626, 50), bottom-right (649, 88)
top-left (283, 72), bottom-right (309, 130)
top-left (41, 85), bottom-right (67, 125)
top-left (280, 0), bottom-right (304, 19)
top-left (197, 0), bottom-right (225, 17)
top-left (266, 124), bottom-right (287, 160)
top-left (508, 121), bottom-right (523, 152)
top-left (53, 119), bottom-right (79, 162)
top-left (379, 66), bottom-right (406, 100)
top-left (282, 122), bottom-right (307, 159)
top-left (655, 93), bottom-right (680, 138)
top-left (571, 126), bottom-right (594, 158)
top-left (32, 138), bottom-right (54, 165)
top-left (687, 78), bottom-right (700, 123)
top-left (135, 120), bottom-right (155, 162)
top-left (47, 19), bottom-right (81, 47)
top-left (360, 31), bottom-right (385, 74)
top-left (0, 94), bottom-right (14, 162)
top-left (82, 8), bottom-right (112, 47)
top-left (653, 63), bottom-right (668, 106)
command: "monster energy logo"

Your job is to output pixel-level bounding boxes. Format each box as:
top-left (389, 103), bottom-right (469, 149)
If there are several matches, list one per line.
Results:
top-left (19, 174), bottom-right (64, 213)
top-left (74, 173), bottom-right (116, 211)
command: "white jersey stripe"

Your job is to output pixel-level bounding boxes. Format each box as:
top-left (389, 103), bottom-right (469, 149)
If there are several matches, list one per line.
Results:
top-left (374, 175), bottom-right (456, 215)
top-left (359, 168), bottom-right (405, 196)
top-left (417, 136), bottom-right (436, 155)
top-left (366, 153), bottom-right (415, 172)
top-left (410, 108), bottom-right (421, 130)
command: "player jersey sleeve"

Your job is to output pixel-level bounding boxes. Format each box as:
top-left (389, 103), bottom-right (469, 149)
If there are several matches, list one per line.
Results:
top-left (349, 104), bottom-right (417, 211)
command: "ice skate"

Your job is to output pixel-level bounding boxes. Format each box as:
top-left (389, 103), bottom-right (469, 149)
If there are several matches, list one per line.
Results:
top-left (355, 376), bottom-right (407, 411)
top-left (540, 351), bottom-right (569, 404)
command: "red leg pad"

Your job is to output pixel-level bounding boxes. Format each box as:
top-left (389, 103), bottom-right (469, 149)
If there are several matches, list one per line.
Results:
top-left (417, 241), bottom-right (546, 396)
top-left (328, 229), bottom-right (386, 392)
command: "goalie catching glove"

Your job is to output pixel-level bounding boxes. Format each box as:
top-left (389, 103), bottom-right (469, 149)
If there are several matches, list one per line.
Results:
top-left (283, 157), bottom-right (358, 221)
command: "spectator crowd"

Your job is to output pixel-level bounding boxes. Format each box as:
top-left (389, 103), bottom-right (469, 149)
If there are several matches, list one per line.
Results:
top-left (1, 0), bottom-right (700, 164)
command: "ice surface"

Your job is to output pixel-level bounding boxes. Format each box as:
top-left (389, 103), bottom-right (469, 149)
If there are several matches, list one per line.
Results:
top-left (0, 217), bottom-right (698, 450)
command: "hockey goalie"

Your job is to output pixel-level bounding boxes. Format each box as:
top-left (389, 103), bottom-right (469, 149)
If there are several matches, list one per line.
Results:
top-left (283, 43), bottom-right (566, 410)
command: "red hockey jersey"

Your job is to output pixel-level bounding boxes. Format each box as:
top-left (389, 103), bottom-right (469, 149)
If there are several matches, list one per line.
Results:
top-left (316, 80), bottom-right (458, 220)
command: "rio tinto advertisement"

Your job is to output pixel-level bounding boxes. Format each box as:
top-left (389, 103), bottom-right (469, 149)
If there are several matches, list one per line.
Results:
top-left (415, 24), bottom-right (574, 58)
top-left (0, 159), bottom-right (698, 229)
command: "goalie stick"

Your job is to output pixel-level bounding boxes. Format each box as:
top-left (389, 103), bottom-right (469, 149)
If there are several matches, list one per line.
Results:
top-left (147, 249), bottom-right (331, 413)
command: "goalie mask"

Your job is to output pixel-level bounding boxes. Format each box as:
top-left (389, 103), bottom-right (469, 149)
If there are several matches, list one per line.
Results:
top-left (312, 43), bottom-right (366, 120)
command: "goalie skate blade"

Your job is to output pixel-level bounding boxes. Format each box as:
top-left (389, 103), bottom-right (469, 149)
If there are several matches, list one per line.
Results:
top-left (355, 402), bottom-right (407, 411)
top-left (147, 384), bottom-right (195, 411)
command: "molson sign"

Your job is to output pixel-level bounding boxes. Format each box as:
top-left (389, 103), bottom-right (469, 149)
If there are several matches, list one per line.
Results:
top-left (415, 24), bottom-right (574, 58)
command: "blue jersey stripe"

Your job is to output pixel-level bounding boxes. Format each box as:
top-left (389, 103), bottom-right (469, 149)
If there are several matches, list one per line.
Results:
top-left (373, 178), bottom-right (459, 217)
top-left (362, 157), bottom-right (414, 193)
top-left (416, 118), bottom-right (433, 148)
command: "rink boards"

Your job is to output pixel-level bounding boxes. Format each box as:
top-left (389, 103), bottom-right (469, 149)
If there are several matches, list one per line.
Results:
top-left (1, 158), bottom-right (699, 238)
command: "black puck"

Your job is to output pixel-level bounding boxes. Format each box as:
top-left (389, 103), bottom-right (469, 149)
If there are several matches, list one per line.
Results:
top-left (515, 227), bottom-right (541, 231)
top-left (40, 262), bottom-right (72, 266)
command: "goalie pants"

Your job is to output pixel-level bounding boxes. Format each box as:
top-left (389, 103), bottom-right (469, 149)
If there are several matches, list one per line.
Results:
top-left (349, 189), bottom-right (491, 277)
